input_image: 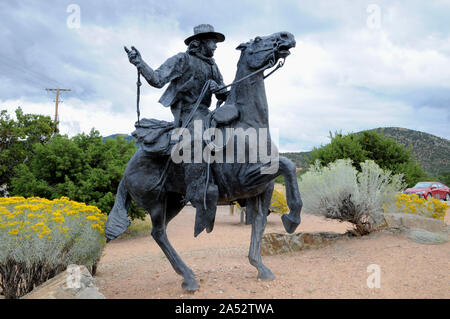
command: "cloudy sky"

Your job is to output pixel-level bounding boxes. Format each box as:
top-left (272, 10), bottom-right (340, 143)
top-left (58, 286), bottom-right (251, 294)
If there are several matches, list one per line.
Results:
top-left (1, 0), bottom-right (449, 151)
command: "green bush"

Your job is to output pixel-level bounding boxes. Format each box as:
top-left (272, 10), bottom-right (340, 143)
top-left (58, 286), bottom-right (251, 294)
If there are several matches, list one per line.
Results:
top-left (299, 159), bottom-right (404, 235)
top-left (274, 169), bottom-right (306, 185)
top-left (434, 170), bottom-right (450, 187)
top-left (0, 107), bottom-right (56, 187)
top-left (309, 130), bottom-right (427, 187)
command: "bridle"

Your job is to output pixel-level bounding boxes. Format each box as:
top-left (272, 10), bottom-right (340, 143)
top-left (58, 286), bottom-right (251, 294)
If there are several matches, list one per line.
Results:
top-left (211, 41), bottom-right (285, 94)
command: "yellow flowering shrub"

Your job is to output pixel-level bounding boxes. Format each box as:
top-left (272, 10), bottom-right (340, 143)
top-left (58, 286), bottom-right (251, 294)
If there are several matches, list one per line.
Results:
top-left (384, 193), bottom-right (447, 220)
top-left (0, 196), bottom-right (107, 299)
top-left (269, 189), bottom-right (289, 215)
top-left (233, 189), bottom-right (289, 216)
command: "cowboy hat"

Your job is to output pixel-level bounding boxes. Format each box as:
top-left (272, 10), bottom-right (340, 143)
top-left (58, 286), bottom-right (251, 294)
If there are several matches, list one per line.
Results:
top-left (184, 24), bottom-right (225, 45)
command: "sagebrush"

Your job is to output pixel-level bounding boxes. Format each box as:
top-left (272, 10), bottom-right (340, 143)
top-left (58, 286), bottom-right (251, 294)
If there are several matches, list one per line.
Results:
top-left (298, 159), bottom-right (405, 235)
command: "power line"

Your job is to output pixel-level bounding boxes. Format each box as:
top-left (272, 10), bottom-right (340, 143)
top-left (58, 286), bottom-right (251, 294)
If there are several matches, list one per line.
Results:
top-left (0, 53), bottom-right (62, 87)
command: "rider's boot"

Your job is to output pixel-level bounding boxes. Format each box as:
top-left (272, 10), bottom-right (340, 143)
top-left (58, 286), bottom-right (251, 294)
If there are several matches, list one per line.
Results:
top-left (184, 164), bottom-right (219, 237)
top-left (194, 183), bottom-right (218, 236)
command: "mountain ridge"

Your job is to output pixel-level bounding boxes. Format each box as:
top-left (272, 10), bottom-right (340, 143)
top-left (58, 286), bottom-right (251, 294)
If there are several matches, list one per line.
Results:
top-left (280, 127), bottom-right (449, 176)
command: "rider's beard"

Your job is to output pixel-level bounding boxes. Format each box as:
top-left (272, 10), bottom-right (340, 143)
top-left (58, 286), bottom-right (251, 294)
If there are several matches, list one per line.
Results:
top-left (201, 45), bottom-right (215, 58)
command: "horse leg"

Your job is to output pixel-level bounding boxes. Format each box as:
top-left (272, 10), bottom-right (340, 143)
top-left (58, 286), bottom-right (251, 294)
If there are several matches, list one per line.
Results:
top-left (277, 156), bottom-right (303, 233)
top-left (165, 192), bottom-right (185, 225)
top-left (247, 187), bottom-right (275, 281)
top-left (147, 196), bottom-right (198, 291)
top-left (245, 156), bottom-right (302, 233)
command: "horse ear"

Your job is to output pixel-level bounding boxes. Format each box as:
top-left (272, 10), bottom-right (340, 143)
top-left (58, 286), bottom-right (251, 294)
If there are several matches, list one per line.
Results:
top-left (236, 42), bottom-right (248, 51)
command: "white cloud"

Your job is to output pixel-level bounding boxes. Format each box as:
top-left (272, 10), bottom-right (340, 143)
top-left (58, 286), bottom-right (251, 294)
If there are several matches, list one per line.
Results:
top-left (1, 98), bottom-right (134, 137)
top-left (1, 0), bottom-right (449, 153)
top-left (260, 24), bottom-right (450, 151)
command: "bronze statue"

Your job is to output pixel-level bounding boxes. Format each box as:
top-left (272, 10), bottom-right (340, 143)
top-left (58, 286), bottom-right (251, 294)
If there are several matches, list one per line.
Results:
top-left (125, 24), bottom-right (228, 236)
top-left (106, 25), bottom-right (302, 292)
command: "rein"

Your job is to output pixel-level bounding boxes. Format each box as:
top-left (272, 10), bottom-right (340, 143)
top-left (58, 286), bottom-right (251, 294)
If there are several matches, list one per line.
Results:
top-left (212, 54), bottom-right (285, 94)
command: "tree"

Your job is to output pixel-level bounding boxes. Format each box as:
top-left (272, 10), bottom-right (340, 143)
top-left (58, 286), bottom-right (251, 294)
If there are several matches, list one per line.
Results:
top-left (434, 171), bottom-right (450, 186)
top-left (309, 130), bottom-right (427, 187)
top-left (0, 107), bottom-right (56, 188)
top-left (10, 129), bottom-right (145, 219)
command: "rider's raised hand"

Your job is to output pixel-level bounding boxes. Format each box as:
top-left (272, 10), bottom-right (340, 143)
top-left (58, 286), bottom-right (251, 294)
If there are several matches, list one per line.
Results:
top-left (124, 46), bottom-right (142, 66)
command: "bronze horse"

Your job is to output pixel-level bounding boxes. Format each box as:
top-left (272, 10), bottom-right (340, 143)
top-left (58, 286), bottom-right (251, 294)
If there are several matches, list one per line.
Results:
top-left (105, 31), bottom-right (302, 291)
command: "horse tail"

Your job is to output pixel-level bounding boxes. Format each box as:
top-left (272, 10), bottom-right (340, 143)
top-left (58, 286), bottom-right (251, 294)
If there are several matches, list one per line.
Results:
top-left (105, 178), bottom-right (131, 242)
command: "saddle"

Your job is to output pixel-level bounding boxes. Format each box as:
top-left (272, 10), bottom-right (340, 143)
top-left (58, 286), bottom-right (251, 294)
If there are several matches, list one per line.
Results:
top-left (133, 104), bottom-right (239, 157)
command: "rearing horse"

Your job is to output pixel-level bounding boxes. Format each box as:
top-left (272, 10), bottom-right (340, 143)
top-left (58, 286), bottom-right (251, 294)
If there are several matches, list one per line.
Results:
top-left (105, 31), bottom-right (302, 292)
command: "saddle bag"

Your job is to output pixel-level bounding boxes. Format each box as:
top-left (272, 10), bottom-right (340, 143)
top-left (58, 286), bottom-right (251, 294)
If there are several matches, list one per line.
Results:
top-left (132, 118), bottom-right (175, 156)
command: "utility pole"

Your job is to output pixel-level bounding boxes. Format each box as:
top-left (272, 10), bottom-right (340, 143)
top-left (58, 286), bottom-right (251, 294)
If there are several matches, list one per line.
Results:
top-left (45, 88), bottom-right (71, 130)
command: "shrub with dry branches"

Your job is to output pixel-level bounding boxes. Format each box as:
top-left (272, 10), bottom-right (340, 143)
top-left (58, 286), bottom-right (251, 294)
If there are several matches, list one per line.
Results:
top-left (299, 159), bottom-right (405, 235)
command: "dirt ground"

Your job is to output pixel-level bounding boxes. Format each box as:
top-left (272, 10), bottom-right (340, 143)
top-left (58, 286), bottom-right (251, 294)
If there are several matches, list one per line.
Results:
top-left (96, 206), bottom-right (450, 299)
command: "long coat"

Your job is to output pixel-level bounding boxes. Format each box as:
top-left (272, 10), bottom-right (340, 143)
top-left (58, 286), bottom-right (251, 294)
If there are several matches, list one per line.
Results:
top-left (138, 52), bottom-right (227, 126)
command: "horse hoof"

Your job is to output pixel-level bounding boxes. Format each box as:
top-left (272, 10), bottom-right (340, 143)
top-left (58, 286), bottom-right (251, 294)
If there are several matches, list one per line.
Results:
top-left (182, 279), bottom-right (199, 292)
top-left (258, 269), bottom-right (275, 281)
top-left (282, 214), bottom-right (300, 234)
top-left (206, 221), bottom-right (214, 233)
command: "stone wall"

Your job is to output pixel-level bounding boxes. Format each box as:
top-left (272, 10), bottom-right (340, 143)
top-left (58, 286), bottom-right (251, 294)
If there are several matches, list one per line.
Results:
top-left (261, 212), bottom-right (449, 255)
top-left (261, 231), bottom-right (349, 256)
top-left (384, 213), bottom-right (449, 244)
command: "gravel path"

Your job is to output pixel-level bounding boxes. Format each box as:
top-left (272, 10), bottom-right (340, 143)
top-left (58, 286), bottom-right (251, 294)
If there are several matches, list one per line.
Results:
top-left (96, 206), bottom-right (450, 299)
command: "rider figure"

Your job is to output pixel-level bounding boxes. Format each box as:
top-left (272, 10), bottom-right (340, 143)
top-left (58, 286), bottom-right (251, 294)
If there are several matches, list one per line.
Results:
top-left (127, 24), bottom-right (228, 236)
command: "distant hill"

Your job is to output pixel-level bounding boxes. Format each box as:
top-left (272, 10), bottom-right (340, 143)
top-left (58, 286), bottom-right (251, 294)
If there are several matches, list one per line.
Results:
top-left (103, 134), bottom-right (134, 143)
top-left (104, 127), bottom-right (450, 176)
top-left (373, 127), bottom-right (450, 176)
top-left (281, 127), bottom-right (450, 176)
top-left (280, 151), bottom-right (311, 169)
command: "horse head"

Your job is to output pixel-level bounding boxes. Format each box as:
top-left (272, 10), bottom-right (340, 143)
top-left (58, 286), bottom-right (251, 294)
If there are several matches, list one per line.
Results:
top-left (236, 31), bottom-right (296, 71)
